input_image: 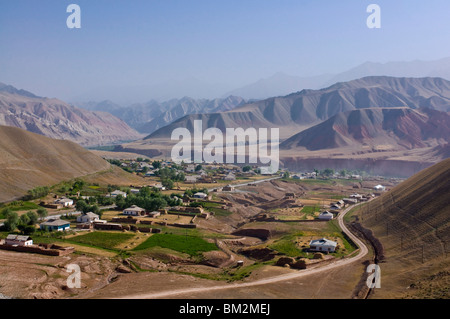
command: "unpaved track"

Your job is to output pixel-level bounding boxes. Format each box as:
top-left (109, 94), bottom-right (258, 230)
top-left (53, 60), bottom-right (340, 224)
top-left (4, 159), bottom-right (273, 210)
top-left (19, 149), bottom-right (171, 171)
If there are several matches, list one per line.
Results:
top-left (116, 203), bottom-right (368, 299)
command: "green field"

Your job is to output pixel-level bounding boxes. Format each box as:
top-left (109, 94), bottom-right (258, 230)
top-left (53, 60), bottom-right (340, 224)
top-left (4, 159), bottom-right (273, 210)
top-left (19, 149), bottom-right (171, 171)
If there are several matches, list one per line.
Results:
top-left (200, 202), bottom-right (232, 217)
top-left (66, 232), bottom-right (135, 250)
top-left (133, 233), bottom-right (218, 256)
top-left (270, 234), bottom-right (304, 257)
top-left (0, 201), bottom-right (40, 213)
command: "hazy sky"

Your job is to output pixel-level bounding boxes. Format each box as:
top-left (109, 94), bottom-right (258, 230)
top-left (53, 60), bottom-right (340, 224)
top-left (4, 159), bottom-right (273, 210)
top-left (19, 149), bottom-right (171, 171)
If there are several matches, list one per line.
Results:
top-left (1, 0), bottom-right (450, 103)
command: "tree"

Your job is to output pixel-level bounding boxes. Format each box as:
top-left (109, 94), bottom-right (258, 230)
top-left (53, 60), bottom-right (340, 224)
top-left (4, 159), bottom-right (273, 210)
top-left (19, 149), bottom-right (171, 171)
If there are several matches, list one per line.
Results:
top-left (322, 168), bottom-right (334, 177)
top-left (75, 200), bottom-right (88, 212)
top-left (3, 211), bottom-right (19, 232)
top-left (283, 171), bottom-right (290, 179)
top-left (36, 207), bottom-right (48, 220)
top-left (243, 165), bottom-right (252, 172)
top-left (195, 164), bottom-right (202, 172)
top-left (152, 161), bottom-right (162, 169)
top-left (162, 178), bottom-right (174, 190)
top-left (26, 211), bottom-right (39, 225)
top-left (72, 179), bottom-right (85, 192)
top-left (24, 186), bottom-right (49, 200)
top-left (23, 225), bottom-right (36, 235)
top-left (19, 214), bottom-right (31, 226)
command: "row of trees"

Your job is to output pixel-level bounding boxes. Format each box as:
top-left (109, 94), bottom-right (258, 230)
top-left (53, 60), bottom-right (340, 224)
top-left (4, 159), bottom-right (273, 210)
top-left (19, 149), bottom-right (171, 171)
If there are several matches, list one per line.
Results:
top-left (114, 187), bottom-right (183, 211)
top-left (23, 186), bottom-right (50, 201)
top-left (155, 167), bottom-right (186, 190)
top-left (1, 207), bottom-right (48, 234)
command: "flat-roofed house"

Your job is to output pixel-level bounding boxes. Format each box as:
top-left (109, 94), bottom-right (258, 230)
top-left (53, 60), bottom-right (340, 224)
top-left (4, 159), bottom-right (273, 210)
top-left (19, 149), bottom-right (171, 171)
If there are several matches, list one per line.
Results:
top-left (309, 238), bottom-right (337, 253)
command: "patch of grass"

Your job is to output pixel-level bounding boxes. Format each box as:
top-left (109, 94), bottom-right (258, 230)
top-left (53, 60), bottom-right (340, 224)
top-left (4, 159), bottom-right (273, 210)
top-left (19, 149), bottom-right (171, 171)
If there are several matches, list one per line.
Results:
top-left (171, 262), bottom-right (269, 282)
top-left (66, 232), bottom-right (135, 250)
top-left (208, 207), bottom-right (232, 217)
top-left (301, 206), bottom-right (319, 214)
top-left (133, 233), bottom-right (218, 256)
top-left (0, 201), bottom-right (40, 212)
top-left (270, 237), bottom-right (303, 257)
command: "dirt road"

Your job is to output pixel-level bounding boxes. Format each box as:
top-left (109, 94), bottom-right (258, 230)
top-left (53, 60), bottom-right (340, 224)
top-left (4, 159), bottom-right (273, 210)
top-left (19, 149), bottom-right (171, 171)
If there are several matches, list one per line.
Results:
top-left (116, 203), bottom-right (368, 299)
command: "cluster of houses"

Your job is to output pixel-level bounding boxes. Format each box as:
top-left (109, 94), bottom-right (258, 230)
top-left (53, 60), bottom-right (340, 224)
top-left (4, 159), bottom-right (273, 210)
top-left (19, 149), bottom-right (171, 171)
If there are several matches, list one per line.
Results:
top-left (42, 196), bottom-right (74, 209)
top-left (291, 172), bottom-right (317, 180)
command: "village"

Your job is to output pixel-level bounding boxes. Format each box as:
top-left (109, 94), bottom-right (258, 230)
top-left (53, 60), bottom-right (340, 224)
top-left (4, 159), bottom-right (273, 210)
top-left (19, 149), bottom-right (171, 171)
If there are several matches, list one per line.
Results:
top-left (0, 157), bottom-right (398, 298)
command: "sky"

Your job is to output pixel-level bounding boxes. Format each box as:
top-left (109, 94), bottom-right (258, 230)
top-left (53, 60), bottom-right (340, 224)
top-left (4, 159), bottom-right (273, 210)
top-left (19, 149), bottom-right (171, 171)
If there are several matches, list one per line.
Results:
top-left (1, 0), bottom-right (450, 103)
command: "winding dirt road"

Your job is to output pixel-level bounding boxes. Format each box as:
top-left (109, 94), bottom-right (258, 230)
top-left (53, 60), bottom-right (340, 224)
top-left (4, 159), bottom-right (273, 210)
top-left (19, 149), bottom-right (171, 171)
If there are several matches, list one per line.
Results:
top-left (116, 203), bottom-right (368, 299)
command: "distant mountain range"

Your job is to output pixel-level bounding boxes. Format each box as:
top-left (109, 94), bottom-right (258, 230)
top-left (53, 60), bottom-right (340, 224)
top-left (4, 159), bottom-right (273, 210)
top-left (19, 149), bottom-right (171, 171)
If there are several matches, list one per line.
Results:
top-left (71, 57), bottom-right (450, 136)
top-left (0, 83), bottom-right (143, 147)
top-left (79, 96), bottom-right (248, 134)
top-left (225, 57), bottom-right (450, 100)
top-left (145, 76), bottom-right (450, 140)
top-left (116, 75), bottom-right (450, 176)
top-left (68, 57), bottom-right (450, 104)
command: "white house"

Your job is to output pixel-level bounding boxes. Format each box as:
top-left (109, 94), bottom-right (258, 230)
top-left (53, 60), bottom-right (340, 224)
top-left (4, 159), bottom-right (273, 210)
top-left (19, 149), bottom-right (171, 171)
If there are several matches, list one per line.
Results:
top-left (222, 184), bottom-right (235, 192)
top-left (185, 175), bottom-right (199, 184)
top-left (224, 173), bottom-right (236, 181)
top-left (155, 183), bottom-right (166, 191)
top-left (5, 234), bottom-right (33, 246)
top-left (318, 211), bottom-right (334, 221)
top-left (54, 197), bottom-right (74, 207)
top-left (350, 193), bottom-right (363, 201)
top-left (193, 192), bottom-right (208, 199)
top-left (76, 212), bottom-right (100, 224)
top-left (123, 205), bottom-right (146, 216)
top-left (330, 204), bottom-right (341, 210)
top-left (374, 184), bottom-right (386, 191)
top-left (309, 238), bottom-right (337, 253)
top-left (107, 190), bottom-right (127, 198)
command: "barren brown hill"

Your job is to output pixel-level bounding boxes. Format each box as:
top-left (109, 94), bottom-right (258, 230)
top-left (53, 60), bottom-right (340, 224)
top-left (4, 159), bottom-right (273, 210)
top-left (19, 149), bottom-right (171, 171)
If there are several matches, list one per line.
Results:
top-left (0, 125), bottom-right (113, 202)
top-left (0, 83), bottom-right (143, 147)
top-left (355, 158), bottom-right (450, 298)
top-left (280, 107), bottom-right (450, 151)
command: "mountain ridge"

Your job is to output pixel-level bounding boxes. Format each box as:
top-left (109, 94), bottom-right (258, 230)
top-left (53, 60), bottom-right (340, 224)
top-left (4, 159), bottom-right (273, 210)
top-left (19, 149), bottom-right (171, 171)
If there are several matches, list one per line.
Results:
top-left (0, 84), bottom-right (143, 147)
top-left (280, 107), bottom-right (450, 151)
top-left (144, 76), bottom-right (450, 141)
